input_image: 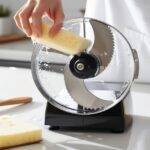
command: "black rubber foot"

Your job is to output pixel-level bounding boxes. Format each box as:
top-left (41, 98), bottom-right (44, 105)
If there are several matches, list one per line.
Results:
top-left (49, 126), bottom-right (60, 130)
top-left (110, 128), bottom-right (124, 133)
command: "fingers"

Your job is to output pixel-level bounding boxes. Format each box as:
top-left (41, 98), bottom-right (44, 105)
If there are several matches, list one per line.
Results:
top-left (50, 22), bottom-right (63, 37)
top-left (14, 0), bottom-right (65, 38)
top-left (49, 2), bottom-right (65, 36)
top-left (46, 6), bottom-right (55, 20)
top-left (31, 4), bottom-right (43, 37)
top-left (14, 0), bottom-right (35, 36)
top-left (14, 7), bottom-right (23, 30)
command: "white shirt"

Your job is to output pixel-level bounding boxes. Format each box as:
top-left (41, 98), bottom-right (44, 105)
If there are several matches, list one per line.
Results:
top-left (85, 0), bottom-right (150, 83)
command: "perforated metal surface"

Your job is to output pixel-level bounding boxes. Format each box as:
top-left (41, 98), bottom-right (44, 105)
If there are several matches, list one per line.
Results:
top-left (31, 18), bottom-right (138, 115)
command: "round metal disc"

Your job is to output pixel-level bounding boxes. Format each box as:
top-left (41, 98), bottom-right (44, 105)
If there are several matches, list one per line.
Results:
top-left (31, 18), bottom-right (136, 115)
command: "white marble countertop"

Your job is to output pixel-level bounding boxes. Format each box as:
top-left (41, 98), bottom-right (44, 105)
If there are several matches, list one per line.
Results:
top-left (0, 66), bottom-right (150, 150)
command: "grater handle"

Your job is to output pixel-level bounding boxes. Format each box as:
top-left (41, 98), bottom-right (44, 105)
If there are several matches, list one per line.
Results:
top-left (132, 49), bottom-right (139, 79)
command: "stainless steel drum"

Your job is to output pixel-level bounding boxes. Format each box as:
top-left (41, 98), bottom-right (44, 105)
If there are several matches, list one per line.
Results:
top-left (31, 18), bottom-right (139, 115)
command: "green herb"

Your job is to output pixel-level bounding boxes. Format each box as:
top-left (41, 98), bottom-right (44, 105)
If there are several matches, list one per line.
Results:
top-left (0, 5), bottom-right (11, 17)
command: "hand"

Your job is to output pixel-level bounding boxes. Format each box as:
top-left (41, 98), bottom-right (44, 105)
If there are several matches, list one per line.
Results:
top-left (14, 0), bottom-right (65, 37)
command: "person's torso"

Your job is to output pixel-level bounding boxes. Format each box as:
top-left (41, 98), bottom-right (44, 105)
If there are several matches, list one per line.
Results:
top-left (85, 0), bottom-right (150, 82)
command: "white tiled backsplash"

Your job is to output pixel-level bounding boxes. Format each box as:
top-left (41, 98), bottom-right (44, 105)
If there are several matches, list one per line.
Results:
top-left (0, 0), bottom-right (87, 33)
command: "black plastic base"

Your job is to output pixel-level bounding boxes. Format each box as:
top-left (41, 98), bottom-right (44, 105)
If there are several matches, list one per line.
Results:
top-left (45, 101), bottom-right (132, 133)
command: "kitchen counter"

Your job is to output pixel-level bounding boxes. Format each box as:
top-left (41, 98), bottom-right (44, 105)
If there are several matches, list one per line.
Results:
top-left (0, 40), bottom-right (33, 68)
top-left (0, 66), bottom-right (150, 150)
top-left (0, 40), bottom-right (33, 62)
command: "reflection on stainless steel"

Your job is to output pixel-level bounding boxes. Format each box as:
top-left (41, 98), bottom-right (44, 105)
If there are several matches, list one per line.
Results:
top-left (64, 65), bottom-right (113, 110)
top-left (88, 19), bottom-right (114, 73)
top-left (39, 62), bottom-right (65, 74)
top-left (42, 47), bottom-right (70, 56)
top-left (85, 81), bottom-right (127, 99)
top-left (132, 49), bottom-right (139, 79)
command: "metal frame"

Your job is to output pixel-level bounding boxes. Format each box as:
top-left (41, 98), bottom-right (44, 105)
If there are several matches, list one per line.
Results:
top-left (31, 17), bottom-right (139, 115)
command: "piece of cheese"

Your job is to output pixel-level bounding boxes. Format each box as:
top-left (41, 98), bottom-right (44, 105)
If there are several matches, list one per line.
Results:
top-left (32, 22), bottom-right (90, 55)
top-left (0, 116), bottom-right (42, 149)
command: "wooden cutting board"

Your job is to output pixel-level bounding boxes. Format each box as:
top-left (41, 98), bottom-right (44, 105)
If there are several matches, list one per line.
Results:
top-left (0, 34), bottom-right (29, 43)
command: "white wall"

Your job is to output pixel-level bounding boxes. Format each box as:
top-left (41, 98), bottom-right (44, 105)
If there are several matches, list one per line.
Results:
top-left (0, 0), bottom-right (26, 33)
top-left (62, 0), bottom-right (87, 19)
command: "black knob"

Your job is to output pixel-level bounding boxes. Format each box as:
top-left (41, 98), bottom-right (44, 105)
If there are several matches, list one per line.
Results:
top-left (69, 53), bottom-right (100, 79)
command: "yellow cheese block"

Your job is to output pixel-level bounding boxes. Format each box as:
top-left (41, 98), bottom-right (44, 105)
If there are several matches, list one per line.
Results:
top-left (0, 116), bottom-right (42, 149)
top-left (32, 22), bottom-right (90, 55)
